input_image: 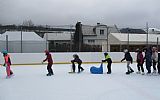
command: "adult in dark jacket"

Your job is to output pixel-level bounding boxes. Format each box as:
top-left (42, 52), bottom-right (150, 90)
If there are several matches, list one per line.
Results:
top-left (121, 49), bottom-right (134, 74)
top-left (71, 54), bottom-right (84, 73)
top-left (42, 50), bottom-right (54, 76)
top-left (143, 47), bottom-right (152, 74)
top-left (102, 52), bottom-right (112, 74)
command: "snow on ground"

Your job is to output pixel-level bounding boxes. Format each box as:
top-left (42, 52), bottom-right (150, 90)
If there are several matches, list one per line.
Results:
top-left (0, 63), bottom-right (160, 100)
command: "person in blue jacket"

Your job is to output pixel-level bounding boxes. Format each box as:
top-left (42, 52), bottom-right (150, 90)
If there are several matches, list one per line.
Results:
top-left (143, 47), bottom-right (152, 74)
top-left (102, 52), bottom-right (112, 74)
top-left (121, 49), bottom-right (134, 74)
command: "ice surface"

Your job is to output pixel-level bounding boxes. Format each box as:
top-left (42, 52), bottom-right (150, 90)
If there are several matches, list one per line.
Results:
top-left (0, 63), bottom-right (160, 100)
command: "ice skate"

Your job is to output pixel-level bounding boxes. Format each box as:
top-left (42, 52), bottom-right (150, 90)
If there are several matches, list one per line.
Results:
top-left (78, 69), bottom-right (84, 73)
top-left (126, 71), bottom-right (130, 75)
top-left (46, 73), bottom-right (52, 76)
top-left (130, 69), bottom-right (134, 73)
top-left (136, 71), bottom-right (141, 74)
top-left (6, 76), bottom-right (11, 79)
top-left (141, 72), bottom-right (145, 75)
top-left (107, 72), bottom-right (111, 74)
top-left (152, 70), bottom-right (157, 75)
top-left (146, 72), bottom-right (151, 75)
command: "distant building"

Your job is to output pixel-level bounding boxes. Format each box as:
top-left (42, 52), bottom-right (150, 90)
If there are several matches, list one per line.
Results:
top-left (82, 23), bottom-right (120, 51)
top-left (108, 33), bottom-right (160, 52)
top-left (43, 32), bottom-right (73, 52)
top-left (0, 31), bottom-right (46, 53)
top-left (81, 24), bottom-right (160, 52)
top-left (148, 28), bottom-right (160, 34)
top-left (120, 28), bottom-right (146, 34)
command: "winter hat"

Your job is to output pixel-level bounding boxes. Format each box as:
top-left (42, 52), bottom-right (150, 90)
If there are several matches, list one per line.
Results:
top-left (1, 50), bottom-right (8, 54)
top-left (124, 49), bottom-right (128, 53)
top-left (104, 52), bottom-right (108, 55)
top-left (136, 48), bottom-right (139, 52)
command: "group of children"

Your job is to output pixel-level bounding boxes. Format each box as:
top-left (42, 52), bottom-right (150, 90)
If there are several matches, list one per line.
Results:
top-left (121, 47), bottom-right (160, 75)
top-left (1, 46), bottom-right (160, 78)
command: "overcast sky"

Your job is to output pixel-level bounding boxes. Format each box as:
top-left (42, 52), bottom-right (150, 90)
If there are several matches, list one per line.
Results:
top-left (0, 0), bottom-right (160, 28)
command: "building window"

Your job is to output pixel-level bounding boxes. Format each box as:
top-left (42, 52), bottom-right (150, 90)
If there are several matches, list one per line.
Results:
top-left (88, 40), bottom-right (95, 43)
top-left (100, 30), bottom-right (104, 35)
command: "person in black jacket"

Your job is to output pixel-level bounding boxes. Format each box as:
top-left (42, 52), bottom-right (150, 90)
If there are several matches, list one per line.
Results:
top-left (121, 49), bottom-right (134, 74)
top-left (143, 47), bottom-right (152, 74)
top-left (71, 54), bottom-right (84, 73)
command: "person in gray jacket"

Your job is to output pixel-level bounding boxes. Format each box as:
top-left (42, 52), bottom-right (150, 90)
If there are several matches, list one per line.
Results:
top-left (151, 47), bottom-right (158, 75)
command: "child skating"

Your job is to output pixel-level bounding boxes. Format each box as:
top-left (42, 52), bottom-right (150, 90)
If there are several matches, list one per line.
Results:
top-left (71, 54), bottom-right (84, 73)
top-left (136, 48), bottom-right (145, 75)
top-left (42, 50), bottom-right (54, 76)
top-left (102, 52), bottom-right (112, 74)
top-left (121, 49), bottom-right (134, 74)
top-left (151, 47), bottom-right (158, 75)
top-left (1, 50), bottom-right (14, 78)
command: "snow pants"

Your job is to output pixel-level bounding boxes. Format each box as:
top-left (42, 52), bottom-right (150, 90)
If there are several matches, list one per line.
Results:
top-left (47, 63), bottom-right (53, 74)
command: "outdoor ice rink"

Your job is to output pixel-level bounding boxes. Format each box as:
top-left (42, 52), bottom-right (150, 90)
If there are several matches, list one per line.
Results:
top-left (0, 63), bottom-right (160, 100)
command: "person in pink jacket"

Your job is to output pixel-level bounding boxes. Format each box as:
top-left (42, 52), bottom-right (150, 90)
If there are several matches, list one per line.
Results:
top-left (2, 50), bottom-right (14, 78)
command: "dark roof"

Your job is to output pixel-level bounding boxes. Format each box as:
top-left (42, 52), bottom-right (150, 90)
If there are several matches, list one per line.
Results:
top-left (120, 28), bottom-right (146, 34)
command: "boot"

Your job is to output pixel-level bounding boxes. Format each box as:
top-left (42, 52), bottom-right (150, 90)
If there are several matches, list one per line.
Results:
top-left (46, 73), bottom-right (52, 76)
top-left (107, 72), bottom-right (111, 74)
top-left (126, 70), bottom-right (130, 74)
top-left (141, 72), bottom-right (145, 75)
top-left (152, 70), bottom-right (157, 75)
top-left (136, 71), bottom-right (141, 74)
top-left (130, 68), bottom-right (134, 73)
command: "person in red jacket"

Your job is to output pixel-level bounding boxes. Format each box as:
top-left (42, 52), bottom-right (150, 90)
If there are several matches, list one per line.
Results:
top-left (42, 50), bottom-right (54, 76)
top-left (1, 50), bottom-right (14, 78)
top-left (136, 48), bottom-right (144, 75)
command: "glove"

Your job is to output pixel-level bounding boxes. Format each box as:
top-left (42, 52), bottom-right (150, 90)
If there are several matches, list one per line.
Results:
top-left (102, 60), bottom-right (105, 62)
top-left (3, 63), bottom-right (6, 66)
top-left (121, 60), bottom-right (123, 62)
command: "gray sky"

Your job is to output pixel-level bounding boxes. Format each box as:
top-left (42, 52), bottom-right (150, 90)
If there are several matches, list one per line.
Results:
top-left (0, 0), bottom-right (160, 28)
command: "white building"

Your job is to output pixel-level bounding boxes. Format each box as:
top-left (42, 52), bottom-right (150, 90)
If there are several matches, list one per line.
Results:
top-left (81, 23), bottom-right (160, 52)
top-left (82, 23), bottom-right (120, 51)
top-left (108, 33), bottom-right (160, 52)
top-left (0, 31), bottom-right (46, 53)
top-left (43, 32), bottom-right (73, 52)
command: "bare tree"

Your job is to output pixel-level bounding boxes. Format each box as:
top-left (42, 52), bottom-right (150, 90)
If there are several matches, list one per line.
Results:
top-left (22, 19), bottom-right (34, 26)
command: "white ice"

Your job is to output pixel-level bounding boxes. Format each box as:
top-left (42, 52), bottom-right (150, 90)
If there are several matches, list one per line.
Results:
top-left (0, 63), bottom-right (160, 100)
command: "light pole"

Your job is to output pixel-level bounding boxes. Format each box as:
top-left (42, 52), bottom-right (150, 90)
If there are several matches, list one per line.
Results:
top-left (6, 35), bottom-right (8, 51)
top-left (146, 22), bottom-right (149, 48)
top-left (127, 29), bottom-right (130, 50)
top-left (106, 26), bottom-right (109, 52)
top-left (21, 25), bottom-right (23, 53)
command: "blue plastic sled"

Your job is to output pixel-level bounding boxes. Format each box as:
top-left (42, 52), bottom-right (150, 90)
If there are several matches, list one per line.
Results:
top-left (90, 63), bottom-right (103, 74)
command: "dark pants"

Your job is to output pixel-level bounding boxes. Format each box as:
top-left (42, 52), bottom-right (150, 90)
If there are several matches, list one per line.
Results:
top-left (72, 62), bottom-right (84, 72)
top-left (137, 62), bottom-right (144, 72)
top-left (107, 60), bottom-right (112, 73)
top-left (157, 64), bottom-right (160, 74)
top-left (72, 63), bottom-right (76, 72)
top-left (47, 63), bottom-right (53, 74)
top-left (146, 61), bottom-right (152, 73)
top-left (78, 63), bottom-right (84, 73)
